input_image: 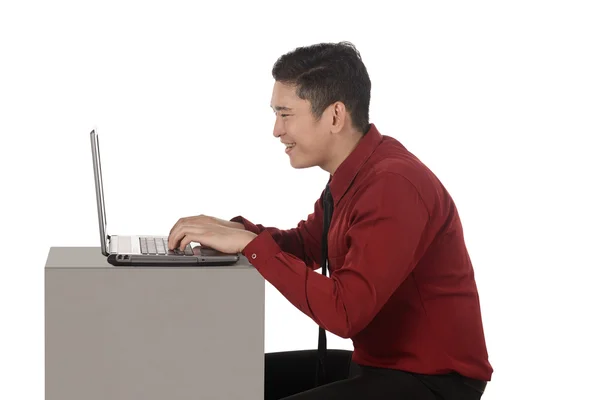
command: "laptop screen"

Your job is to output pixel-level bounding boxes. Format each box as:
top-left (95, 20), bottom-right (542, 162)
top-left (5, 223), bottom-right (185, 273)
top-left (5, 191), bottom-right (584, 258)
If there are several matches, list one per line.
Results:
top-left (90, 129), bottom-right (109, 256)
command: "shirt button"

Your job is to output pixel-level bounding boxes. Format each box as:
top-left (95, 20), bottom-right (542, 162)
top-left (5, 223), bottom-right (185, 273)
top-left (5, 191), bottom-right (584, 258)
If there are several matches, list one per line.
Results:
top-left (251, 253), bottom-right (257, 259)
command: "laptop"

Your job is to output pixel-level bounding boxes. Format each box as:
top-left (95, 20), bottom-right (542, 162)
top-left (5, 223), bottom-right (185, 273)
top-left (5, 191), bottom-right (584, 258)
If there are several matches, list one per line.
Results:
top-left (90, 129), bottom-right (240, 266)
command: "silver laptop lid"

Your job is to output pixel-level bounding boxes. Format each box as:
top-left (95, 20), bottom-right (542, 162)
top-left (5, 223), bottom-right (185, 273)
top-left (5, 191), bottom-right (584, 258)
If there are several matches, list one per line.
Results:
top-left (90, 129), bottom-right (110, 256)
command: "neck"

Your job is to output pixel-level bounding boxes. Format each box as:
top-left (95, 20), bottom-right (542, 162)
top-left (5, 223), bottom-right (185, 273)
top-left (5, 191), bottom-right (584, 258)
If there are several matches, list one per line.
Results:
top-left (322, 129), bottom-right (364, 175)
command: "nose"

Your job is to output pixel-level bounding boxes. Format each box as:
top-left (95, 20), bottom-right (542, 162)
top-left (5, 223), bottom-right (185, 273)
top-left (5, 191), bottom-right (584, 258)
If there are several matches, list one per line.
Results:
top-left (273, 116), bottom-right (285, 138)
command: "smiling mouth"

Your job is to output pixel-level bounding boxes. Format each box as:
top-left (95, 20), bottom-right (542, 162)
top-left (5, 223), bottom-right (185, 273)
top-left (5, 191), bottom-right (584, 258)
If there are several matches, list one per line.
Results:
top-left (285, 143), bottom-right (296, 153)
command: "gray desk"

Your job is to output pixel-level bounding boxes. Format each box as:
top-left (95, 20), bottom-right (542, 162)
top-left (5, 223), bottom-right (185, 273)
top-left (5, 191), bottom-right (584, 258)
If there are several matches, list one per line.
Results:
top-left (45, 247), bottom-right (265, 400)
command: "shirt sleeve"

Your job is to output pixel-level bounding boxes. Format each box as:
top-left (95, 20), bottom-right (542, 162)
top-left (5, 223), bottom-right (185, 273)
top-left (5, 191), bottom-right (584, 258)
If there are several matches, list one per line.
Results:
top-left (240, 173), bottom-right (431, 339)
top-left (229, 194), bottom-right (326, 270)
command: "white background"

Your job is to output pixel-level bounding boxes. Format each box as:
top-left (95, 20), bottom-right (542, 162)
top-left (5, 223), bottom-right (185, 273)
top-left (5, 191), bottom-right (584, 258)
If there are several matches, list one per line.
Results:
top-left (1, 1), bottom-right (599, 399)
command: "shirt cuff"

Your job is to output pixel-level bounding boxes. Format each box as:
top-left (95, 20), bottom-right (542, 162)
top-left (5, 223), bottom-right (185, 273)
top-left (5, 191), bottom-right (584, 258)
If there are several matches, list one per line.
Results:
top-left (230, 215), bottom-right (261, 235)
top-left (242, 230), bottom-right (281, 269)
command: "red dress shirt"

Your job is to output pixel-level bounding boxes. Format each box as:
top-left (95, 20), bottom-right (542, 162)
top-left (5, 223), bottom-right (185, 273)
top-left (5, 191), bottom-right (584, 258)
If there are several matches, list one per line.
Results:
top-left (231, 123), bottom-right (493, 381)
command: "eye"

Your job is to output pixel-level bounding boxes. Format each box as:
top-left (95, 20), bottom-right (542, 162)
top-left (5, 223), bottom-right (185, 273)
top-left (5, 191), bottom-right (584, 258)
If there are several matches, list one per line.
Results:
top-left (273, 110), bottom-right (291, 118)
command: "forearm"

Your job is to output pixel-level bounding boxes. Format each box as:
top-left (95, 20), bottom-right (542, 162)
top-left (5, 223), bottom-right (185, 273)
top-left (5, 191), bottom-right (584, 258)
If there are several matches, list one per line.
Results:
top-left (230, 216), bottom-right (321, 269)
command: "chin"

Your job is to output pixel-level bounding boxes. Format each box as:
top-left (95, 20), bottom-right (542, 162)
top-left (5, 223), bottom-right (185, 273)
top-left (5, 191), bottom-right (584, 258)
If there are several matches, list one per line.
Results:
top-left (289, 157), bottom-right (313, 169)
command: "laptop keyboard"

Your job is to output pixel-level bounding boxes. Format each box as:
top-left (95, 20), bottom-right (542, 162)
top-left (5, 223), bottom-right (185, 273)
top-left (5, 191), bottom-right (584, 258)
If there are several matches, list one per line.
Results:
top-left (139, 237), bottom-right (193, 256)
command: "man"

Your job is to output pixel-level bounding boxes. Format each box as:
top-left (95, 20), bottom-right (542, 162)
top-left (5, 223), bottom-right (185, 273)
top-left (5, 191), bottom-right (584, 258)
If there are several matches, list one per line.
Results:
top-left (168, 42), bottom-right (493, 399)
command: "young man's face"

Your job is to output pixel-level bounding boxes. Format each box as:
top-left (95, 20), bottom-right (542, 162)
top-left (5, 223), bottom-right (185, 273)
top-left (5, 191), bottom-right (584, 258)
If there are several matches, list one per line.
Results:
top-left (270, 81), bottom-right (333, 170)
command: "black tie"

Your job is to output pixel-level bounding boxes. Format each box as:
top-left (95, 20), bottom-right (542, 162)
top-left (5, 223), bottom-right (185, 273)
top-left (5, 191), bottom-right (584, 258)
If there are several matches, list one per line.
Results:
top-left (316, 183), bottom-right (333, 387)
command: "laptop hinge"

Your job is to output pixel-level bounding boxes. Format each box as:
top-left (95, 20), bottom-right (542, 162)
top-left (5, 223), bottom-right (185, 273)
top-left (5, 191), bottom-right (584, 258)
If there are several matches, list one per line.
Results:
top-left (108, 235), bottom-right (117, 254)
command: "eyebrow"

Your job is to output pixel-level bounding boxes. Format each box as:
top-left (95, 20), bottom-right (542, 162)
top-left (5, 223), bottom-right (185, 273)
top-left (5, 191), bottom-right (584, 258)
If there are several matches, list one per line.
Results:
top-left (271, 105), bottom-right (293, 111)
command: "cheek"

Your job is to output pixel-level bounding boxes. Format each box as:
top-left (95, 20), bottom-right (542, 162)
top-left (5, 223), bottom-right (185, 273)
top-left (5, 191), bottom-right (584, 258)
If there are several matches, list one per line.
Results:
top-left (290, 119), bottom-right (325, 153)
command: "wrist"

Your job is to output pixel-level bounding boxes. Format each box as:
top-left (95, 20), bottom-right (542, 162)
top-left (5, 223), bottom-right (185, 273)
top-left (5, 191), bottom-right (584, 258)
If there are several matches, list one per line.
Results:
top-left (233, 222), bottom-right (245, 230)
top-left (227, 219), bottom-right (245, 230)
top-left (241, 231), bottom-right (258, 252)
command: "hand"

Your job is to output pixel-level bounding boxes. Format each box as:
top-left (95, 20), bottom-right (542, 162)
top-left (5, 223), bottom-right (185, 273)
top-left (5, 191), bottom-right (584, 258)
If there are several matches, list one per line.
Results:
top-left (168, 216), bottom-right (256, 254)
top-left (169, 214), bottom-right (245, 233)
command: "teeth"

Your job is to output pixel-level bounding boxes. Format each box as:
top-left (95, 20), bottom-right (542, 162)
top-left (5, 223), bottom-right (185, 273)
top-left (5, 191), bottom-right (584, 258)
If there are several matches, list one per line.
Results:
top-left (285, 143), bottom-right (296, 148)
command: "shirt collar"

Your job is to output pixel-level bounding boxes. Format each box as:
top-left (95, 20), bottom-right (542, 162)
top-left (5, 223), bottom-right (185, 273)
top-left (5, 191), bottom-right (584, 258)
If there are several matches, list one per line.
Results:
top-left (328, 123), bottom-right (383, 206)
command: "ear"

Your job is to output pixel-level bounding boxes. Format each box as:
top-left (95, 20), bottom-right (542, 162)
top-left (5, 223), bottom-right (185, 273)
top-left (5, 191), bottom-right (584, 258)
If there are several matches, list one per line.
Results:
top-left (330, 102), bottom-right (346, 134)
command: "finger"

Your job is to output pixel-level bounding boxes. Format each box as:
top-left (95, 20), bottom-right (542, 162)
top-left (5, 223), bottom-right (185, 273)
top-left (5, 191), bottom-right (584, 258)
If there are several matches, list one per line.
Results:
top-left (169, 217), bottom-right (186, 238)
top-left (169, 215), bottom-right (207, 242)
top-left (167, 232), bottom-right (174, 250)
top-left (170, 225), bottom-right (204, 250)
top-left (168, 225), bottom-right (187, 250)
top-left (179, 234), bottom-right (197, 251)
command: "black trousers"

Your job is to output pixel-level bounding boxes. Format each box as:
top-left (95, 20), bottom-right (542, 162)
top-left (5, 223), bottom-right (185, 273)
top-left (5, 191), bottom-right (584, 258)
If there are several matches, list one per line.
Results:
top-left (264, 350), bottom-right (486, 400)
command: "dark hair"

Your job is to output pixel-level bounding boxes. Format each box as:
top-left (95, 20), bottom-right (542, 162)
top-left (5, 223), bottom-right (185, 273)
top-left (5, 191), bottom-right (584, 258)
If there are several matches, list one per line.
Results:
top-left (272, 41), bottom-right (371, 134)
